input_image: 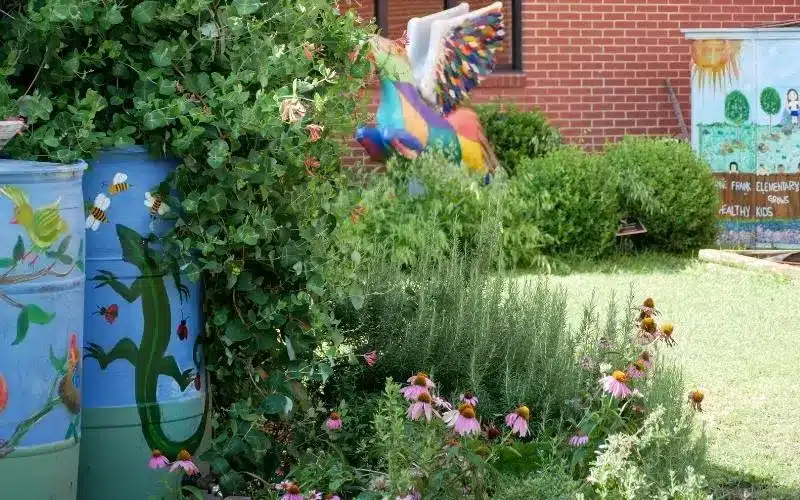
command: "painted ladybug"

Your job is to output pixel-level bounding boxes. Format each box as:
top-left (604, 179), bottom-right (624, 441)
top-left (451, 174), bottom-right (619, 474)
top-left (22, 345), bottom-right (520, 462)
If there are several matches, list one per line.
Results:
top-left (176, 319), bottom-right (188, 341)
top-left (94, 304), bottom-right (119, 324)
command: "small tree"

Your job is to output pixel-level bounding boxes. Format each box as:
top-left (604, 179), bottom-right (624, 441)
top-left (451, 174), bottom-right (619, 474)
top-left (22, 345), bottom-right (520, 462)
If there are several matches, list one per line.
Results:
top-left (725, 90), bottom-right (750, 146)
top-left (760, 87), bottom-right (781, 134)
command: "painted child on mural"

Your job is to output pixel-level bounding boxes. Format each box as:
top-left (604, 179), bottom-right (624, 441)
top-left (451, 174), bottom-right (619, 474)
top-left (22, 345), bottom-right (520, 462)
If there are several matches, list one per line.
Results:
top-left (787, 88), bottom-right (799, 126)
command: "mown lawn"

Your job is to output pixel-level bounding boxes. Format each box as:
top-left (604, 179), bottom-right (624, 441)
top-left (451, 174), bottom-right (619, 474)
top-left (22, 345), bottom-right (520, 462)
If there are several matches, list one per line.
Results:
top-left (521, 253), bottom-right (800, 498)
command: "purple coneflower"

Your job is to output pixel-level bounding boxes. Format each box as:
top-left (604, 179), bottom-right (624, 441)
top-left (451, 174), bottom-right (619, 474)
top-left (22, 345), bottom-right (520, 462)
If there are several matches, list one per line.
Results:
top-left (278, 482), bottom-right (304, 500)
top-left (638, 351), bottom-right (653, 370)
top-left (326, 412), bottom-right (342, 431)
top-left (600, 370), bottom-right (632, 399)
top-left (397, 490), bottom-right (421, 500)
top-left (627, 359), bottom-right (646, 379)
top-left (401, 372), bottom-right (435, 401)
top-left (459, 391), bottom-right (478, 407)
top-left (148, 449), bottom-right (169, 470)
top-left (169, 449), bottom-right (199, 475)
top-left (504, 405), bottom-right (531, 437)
top-left (568, 431), bottom-right (589, 447)
top-left (447, 403), bottom-right (481, 436)
top-left (407, 392), bottom-right (435, 422)
top-left (324, 494), bottom-right (341, 500)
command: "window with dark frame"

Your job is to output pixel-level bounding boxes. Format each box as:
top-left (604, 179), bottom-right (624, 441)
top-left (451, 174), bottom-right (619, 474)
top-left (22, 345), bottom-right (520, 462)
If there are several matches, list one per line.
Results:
top-left (374, 0), bottom-right (522, 72)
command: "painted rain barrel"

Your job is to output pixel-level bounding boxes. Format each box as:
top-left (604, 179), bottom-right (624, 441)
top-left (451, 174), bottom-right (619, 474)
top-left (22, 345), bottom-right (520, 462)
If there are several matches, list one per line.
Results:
top-left (79, 146), bottom-right (208, 500)
top-left (686, 27), bottom-right (800, 248)
top-left (0, 160), bottom-right (86, 499)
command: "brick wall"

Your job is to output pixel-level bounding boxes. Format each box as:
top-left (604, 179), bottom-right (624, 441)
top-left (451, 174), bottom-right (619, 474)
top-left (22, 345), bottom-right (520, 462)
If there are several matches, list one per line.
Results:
top-left (342, 0), bottom-right (800, 161)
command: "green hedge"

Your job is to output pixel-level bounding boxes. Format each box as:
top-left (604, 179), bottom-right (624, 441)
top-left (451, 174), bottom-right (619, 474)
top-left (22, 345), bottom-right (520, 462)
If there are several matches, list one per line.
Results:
top-left (476, 103), bottom-right (562, 175)
top-left (602, 136), bottom-right (720, 252)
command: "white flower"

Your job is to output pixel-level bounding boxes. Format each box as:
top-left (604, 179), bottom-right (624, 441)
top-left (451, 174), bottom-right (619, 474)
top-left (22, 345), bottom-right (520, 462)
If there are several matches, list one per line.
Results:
top-left (599, 363), bottom-right (612, 374)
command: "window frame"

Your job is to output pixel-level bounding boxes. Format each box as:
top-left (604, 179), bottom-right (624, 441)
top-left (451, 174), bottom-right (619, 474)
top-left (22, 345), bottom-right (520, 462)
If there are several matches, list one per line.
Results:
top-left (374, 0), bottom-right (522, 72)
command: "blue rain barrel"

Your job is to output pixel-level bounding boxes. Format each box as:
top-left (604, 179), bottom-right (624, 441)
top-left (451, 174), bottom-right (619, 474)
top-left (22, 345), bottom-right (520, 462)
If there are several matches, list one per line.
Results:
top-left (79, 146), bottom-right (208, 500)
top-left (0, 160), bottom-right (86, 500)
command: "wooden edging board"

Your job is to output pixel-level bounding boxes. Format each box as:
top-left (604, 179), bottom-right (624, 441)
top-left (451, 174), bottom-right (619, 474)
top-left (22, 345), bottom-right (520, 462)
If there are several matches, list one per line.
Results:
top-left (698, 249), bottom-right (800, 279)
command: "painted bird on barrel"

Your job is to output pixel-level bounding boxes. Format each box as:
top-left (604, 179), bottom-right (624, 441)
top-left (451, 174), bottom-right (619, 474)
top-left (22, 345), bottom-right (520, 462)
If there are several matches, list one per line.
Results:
top-left (355, 2), bottom-right (504, 175)
top-left (0, 185), bottom-right (68, 266)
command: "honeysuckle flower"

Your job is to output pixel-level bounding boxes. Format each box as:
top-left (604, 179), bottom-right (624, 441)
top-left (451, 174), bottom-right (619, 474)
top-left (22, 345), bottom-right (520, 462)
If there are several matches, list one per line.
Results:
top-left (305, 123), bottom-right (324, 142)
top-left (396, 31), bottom-right (409, 47)
top-left (326, 411), bottom-right (342, 431)
top-left (504, 405), bottom-right (531, 437)
top-left (447, 403), bottom-right (480, 436)
top-left (568, 431), bottom-right (589, 447)
top-left (169, 449), bottom-right (199, 475)
top-left (627, 359), bottom-right (646, 379)
top-left (363, 350), bottom-right (378, 367)
top-left (600, 370), bottom-right (632, 399)
top-left (459, 391), bottom-right (478, 407)
top-left (407, 391), bottom-right (436, 421)
top-left (302, 42), bottom-right (320, 60)
top-left (280, 97), bottom-right (307, 124)
top-left (688, 389), bottom-right (704, 411)
top-left (401, 372), bottom-right (435, 401)
top-left (305, 156), bottom-right (321, 175)
top-left (148, 449), bottom-right (169, 469)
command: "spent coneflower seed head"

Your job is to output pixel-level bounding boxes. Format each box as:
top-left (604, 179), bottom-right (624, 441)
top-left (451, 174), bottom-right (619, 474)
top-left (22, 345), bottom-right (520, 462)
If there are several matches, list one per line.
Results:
top-left (643, 297), bottom-right (655, 309)
top-left (177, 449), bottom-right (192, 461)
top-left (417, 392), bottom-right (432, 404)
top-left (689, 389), bottom-right (704, 403)
top-left (641, 317), bottom-right (656, 333)
top-left (413, 373), bottom-right (428, 386)
top-left (662, 322), bottom-right (674, 335)
top-left (287, 484), bottom-right (301, 494)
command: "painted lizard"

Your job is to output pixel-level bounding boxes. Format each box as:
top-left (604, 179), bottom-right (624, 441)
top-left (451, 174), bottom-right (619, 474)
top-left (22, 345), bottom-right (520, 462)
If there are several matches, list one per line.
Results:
top-left (85, 224), bottom-right (207, 460)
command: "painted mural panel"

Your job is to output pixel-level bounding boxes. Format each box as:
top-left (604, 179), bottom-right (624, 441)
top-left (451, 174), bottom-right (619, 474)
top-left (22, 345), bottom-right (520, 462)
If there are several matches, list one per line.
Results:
top-left (692, 34), bottom-right (800, 248)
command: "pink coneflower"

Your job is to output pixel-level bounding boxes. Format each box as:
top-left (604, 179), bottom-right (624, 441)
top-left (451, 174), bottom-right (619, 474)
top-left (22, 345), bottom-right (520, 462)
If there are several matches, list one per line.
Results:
top-left (600, 370), bottom-right (632, 399)
top-left (397, 490), bottom-right (421, 500)
top-left (169, 450), bottom-right (199, 475)
top-left (407, 391), bottom-right (436, 421)
top-left (433, 395), bottom-right (452, 411)
top-left (363, 350), bottom-right (378, 367)
top-left (324, 494), bottom-right (341, 500)
top-left (504, 405), bottom-right (531, 438)
top-left (568, 431), bottom-right (589, 447)
top-left (447, 403), bottom-right (481, 436)
top-left (326, 411), bottom-right (342, 431)
top-left (400, 372), bottom-right (435, 401)
top-left (280, 482), bottom-right (304, 500)
top-left (148, 449), bottom-right (169, 469)
top-left (305, 124), bottom-right (324, 142)
top-left (627, 359), bottom-right (646, 379)
top-left (459, 391), bottom-right (478, 407)
top-left (309, 492), bottom-right (322, 500)
top-left (638, 351), bottom-right (653, 370)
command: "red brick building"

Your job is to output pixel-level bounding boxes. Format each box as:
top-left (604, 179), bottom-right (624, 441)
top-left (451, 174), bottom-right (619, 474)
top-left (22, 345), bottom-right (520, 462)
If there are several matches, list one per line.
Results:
top-left (348, 0), bottom-right (799, 151)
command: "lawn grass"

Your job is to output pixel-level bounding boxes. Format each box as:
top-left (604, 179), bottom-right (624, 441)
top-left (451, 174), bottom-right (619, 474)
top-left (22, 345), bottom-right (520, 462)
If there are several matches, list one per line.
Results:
top-left (519, 253), bottom-right (800, 497)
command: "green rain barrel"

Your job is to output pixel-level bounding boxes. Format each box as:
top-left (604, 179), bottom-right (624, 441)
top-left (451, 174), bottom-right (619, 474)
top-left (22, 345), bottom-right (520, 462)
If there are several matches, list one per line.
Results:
top-left (0, 160), bottom-right (86, 499)
top-left (79, 146), bottom-right (208, 499)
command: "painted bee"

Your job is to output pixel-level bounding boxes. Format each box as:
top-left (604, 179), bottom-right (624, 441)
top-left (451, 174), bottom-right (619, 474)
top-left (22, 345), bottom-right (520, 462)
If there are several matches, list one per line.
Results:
top-left (144, 191), bottom-right (170, 217)
top-left (108, 172), bottom-right (132, 195)
top-left (85, 193), bottom-right (111, 231)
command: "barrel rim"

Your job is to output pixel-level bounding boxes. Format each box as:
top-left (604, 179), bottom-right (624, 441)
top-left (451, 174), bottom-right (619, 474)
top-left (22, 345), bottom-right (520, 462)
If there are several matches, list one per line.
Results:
top-left (0, 159), bottom-right (87, 176)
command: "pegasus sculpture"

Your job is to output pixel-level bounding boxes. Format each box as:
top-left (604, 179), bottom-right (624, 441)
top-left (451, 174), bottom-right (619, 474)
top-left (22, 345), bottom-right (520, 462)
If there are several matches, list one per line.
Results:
top-left (355, 2), bottom-right (504, 175)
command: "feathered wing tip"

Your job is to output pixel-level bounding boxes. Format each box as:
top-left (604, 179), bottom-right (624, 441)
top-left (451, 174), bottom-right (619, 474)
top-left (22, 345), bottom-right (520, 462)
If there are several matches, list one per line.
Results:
top-left (418, 2), bottom-right (506, 114)
top-left (0, 185), bottom-right (30, 207)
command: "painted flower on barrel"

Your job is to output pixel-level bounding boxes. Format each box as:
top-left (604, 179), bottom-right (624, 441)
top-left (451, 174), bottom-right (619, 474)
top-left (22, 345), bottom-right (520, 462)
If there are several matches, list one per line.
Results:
top-left (600, 370), bottom-right (632, 399)
top-left (504, 405), bottom-right (531, 437)
top-left (401, 372), bottom-right (435, 401)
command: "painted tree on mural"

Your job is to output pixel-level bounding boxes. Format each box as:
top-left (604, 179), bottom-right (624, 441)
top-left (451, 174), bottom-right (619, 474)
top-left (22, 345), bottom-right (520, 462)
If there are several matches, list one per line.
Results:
top-left (725, 90), bottom-right (750, 150)
top-left (760, 87), bottom-right (781, 134)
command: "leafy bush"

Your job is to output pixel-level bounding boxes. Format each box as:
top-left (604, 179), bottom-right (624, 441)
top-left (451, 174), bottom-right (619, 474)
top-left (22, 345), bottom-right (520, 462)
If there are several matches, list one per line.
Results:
top-left (506, 147), bottom-right (620, 262)
top-left (475, 103), bottom-right (562, 175)
top-left (602, 136), bottom-right (719, 252)
top-left (1, 0), bottom-right (374, 491)
top-left (332, 151), bottom-right (510, 269)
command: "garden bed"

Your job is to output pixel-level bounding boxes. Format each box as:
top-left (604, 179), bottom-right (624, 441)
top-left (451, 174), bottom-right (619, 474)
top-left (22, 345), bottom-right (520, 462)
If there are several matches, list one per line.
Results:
top-left (698, 249), bottom-right (800, 279)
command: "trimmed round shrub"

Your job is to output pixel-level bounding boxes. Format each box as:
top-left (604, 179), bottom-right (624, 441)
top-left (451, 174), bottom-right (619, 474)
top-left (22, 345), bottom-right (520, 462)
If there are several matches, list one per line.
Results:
top-left (476, 103), bottom-right (562, 175)
top-left (507, 147), bottom-right (620, 260)
top-left (602, 136), bottom-right (719, 252)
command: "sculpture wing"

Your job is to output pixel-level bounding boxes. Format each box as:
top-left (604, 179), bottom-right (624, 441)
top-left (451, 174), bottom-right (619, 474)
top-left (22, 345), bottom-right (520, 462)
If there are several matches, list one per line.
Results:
top-left (406, 3), bottom-right (470, 81)
top-left (415, 2), bottom-right (505, 114)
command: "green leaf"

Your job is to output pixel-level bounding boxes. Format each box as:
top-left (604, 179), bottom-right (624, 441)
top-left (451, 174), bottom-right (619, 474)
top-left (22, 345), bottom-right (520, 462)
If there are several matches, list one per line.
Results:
top-left (317, 362), bottom-right (333, 384)
top-left (57, 235), bottom-right (72, 255)
top-left (181, 485), bottom-right (205, 500)
top-left (223, 322), bottom-right (252, 343)
top-left (348, 283), bottom-right (364, 310)
top-left (232, 0), bottom-right (262, 15)
top-left (132, 1), bottom-right (159, 24)
top-left (262, 394), bottom-right (293, 415)
top-left (17, 94), bottom-right (53, 123)
top-left (103, 5), bottom-right (124, 26)
top-left (207, 139), bottom-right (229, 169)
top-left (13, 236), bottom-right (24, 262)
top-left (150, 41), bottom-right (173, 68)
top-left (143, 109), bottom-right (168, 130)
top-left (14, 309), bottom-right (29, 346)
top-left (49, 344), bottom-right (66, 372)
